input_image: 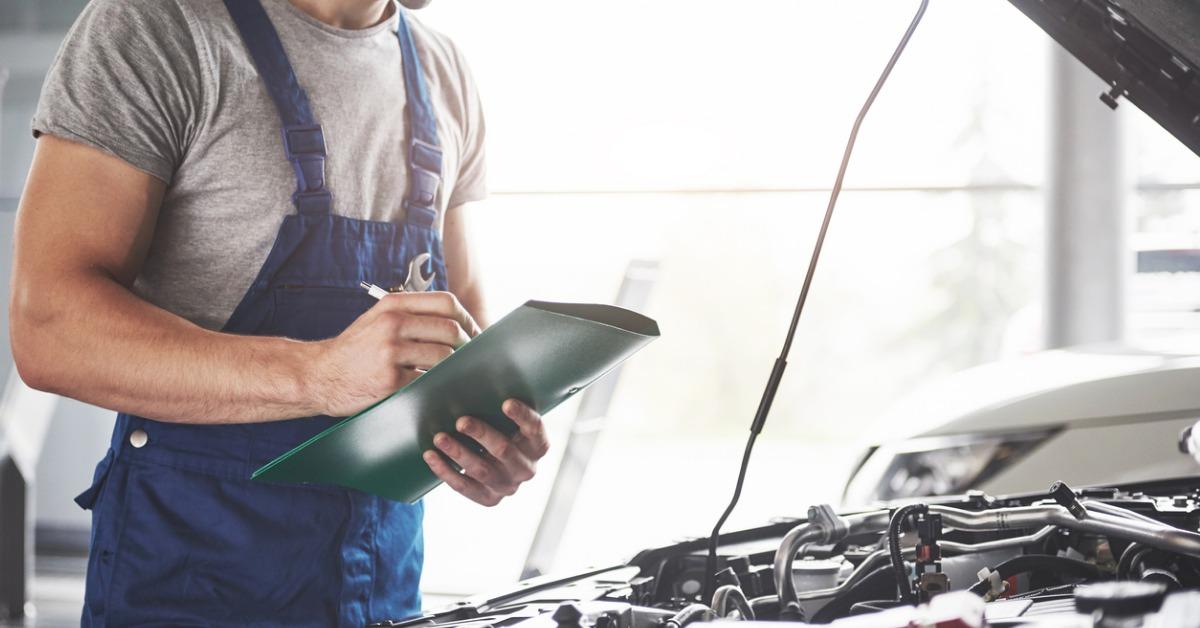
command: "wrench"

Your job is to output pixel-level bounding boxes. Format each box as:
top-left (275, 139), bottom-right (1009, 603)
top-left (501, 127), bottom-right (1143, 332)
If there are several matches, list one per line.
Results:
top-left (401, 252), bottom-right (436, 292)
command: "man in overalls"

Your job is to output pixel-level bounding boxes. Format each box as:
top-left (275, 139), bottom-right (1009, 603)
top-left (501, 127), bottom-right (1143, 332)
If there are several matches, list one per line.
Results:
top-left (11, 0), bottom-right (550, 624)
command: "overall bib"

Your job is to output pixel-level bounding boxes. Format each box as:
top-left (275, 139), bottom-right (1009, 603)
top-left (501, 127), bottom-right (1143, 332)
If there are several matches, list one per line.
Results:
top-left (74, 2), bottom-right (448, 625)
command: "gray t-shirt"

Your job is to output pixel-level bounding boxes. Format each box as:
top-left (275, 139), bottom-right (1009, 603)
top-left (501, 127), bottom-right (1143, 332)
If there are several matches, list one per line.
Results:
top-left (33, 0), bottom-right (487, 330)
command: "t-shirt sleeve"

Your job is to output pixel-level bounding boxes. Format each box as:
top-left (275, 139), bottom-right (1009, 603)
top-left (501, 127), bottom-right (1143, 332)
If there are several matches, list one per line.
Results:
top-left (31, 0), bottom-right (208, 184)
top-left (446, 42), bottom-right (487, 209)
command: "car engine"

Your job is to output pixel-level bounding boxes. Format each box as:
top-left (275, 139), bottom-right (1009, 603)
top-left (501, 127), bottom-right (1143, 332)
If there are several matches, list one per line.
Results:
top-left (373, 478), bottom-right (1200, 627)
top-left (377, 3), bottom-right (1200, 623)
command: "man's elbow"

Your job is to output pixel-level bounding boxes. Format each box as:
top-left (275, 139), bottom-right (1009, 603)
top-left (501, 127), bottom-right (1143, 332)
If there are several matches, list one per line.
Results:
top-left (12, 344), bottom-right (57, 394)
top-left (10, 297), bottom-right (65, 394)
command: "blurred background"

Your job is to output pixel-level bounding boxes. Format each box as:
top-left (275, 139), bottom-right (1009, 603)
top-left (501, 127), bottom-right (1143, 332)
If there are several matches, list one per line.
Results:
top-left (1, 0), bottom-right (1198, 623)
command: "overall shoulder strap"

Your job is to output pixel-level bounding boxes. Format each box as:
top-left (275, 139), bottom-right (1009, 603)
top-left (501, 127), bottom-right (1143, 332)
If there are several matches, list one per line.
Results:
top-left (222, 0), bottom-right (332, 216)
top-left (395, 9), bottom-right (443, 228)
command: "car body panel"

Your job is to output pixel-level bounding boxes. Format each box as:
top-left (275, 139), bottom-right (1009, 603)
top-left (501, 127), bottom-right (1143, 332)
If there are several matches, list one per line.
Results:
top-left (846, 346), bottom-right (1200, 504)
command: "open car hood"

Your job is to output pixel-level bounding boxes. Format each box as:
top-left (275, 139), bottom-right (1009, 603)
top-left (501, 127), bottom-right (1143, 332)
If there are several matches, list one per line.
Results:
top-left (1008, 0), bottom-right (1200, 156)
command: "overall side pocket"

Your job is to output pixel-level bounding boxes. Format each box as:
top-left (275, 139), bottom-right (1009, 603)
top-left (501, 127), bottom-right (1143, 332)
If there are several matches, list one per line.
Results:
top-left (77, 450), bottom-right (131, 625)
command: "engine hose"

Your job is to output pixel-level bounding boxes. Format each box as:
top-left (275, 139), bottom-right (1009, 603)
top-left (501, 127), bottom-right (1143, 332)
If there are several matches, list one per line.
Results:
top-left (1140, 567), bottom-right (1182, 591)
top-left (1117, 542), bottom-right (1152, 580)
top-left (748, 595), bottom-right (780, 620)
top-left (665, 604), bottom-right (718, 628)
top-left (811, 566), bottom-right (897, 624)
top-left (711, 585), bottom-right (756, 620)
top-left (887, 504), bottom-right (927, 604)
top-left (848, 600), bottom-right (906, 616)
top-left (1116, 543), bottom-right (1180, 589)
top-left (967, 555), bottom-right (1101, 596)
top-left (928, 504), bottom-right (1200, 558)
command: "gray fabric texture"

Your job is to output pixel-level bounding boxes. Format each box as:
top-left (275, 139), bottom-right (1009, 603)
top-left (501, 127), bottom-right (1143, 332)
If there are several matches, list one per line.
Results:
top-left (32, 0), bottom-right (487, 330)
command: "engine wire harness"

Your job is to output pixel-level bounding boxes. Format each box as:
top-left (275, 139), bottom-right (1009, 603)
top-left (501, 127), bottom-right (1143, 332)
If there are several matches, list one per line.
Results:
top-left (674, 483), bottom-right (1200, 627)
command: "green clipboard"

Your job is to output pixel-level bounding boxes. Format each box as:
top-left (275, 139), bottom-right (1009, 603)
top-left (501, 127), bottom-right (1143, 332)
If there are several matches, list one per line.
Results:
top-left (252, 300), bottom-right (659, 503)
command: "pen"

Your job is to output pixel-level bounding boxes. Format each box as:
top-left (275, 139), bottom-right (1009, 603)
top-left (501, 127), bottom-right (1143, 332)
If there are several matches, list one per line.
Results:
top-left (360, 281), bottom-right (392, 300)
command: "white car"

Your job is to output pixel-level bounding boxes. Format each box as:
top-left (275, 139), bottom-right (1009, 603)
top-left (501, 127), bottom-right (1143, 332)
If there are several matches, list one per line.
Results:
top-left (842, 346), bottom-right (1200, 506)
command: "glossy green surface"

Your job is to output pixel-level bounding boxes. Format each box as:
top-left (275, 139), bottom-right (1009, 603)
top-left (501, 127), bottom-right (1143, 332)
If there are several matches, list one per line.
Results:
top-left (252, 301), bottom-right (659, 503)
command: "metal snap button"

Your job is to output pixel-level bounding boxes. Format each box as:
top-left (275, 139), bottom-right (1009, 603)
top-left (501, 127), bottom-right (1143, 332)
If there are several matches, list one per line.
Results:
top-left (129, 429), bottom-right (149, 448)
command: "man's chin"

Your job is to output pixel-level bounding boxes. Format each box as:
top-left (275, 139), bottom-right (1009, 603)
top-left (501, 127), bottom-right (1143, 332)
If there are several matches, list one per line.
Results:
top-left (399, 0), bottom-right (433, 9)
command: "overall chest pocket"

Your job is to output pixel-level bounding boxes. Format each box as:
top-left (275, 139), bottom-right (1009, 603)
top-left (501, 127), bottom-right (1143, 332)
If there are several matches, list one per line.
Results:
top-left (270, 285), bottom-right (377, 341)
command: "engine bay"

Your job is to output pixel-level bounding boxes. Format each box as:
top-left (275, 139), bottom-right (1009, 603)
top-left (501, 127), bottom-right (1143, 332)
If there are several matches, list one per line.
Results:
top-left (375, 478), bottom-right (1200, 627)
top-left (368, 2), bottom-right (1200, 625)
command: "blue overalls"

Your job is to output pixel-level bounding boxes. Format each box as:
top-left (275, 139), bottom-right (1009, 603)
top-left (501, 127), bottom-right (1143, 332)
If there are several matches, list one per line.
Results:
top-left (73, 1), bottom-right (447, 624)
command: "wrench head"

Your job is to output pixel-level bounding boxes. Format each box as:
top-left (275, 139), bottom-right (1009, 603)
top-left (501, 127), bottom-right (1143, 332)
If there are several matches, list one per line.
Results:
top-left (403, 252), bottom-right (436, 292)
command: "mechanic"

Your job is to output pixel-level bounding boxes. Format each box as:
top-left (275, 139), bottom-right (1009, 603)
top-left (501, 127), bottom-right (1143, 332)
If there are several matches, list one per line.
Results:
top-left (9, 0), bottom-right (550, 624)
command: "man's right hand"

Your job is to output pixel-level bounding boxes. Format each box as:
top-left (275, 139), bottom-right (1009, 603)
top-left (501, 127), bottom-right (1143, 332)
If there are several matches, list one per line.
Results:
top-left (13, 135), bottom-right (487, 425)
top-left (311, 291), bottom-right (482, 417)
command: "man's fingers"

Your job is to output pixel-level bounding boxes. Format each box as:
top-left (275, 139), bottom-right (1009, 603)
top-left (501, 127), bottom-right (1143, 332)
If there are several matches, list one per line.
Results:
top-left (422, 450), bottom-right (502, 507)
top-left (421, 402), bottom-right (547, 509)
top-left (502, 399), bottom-right (549, 457)
top-left (391, 313), bottom-right (470, 348)
top-left (432, 432), bottom-right (514, 494)
top-left (456, 417), bottom-right (511, 459)
top-left (393, 341), bottom-right (454, 370)
top-left (381, 291), bottom-right (480, 339)
top-left (457, 417), bottom-right (535, 483)
top-left (394, 367), bottom-right (423, 389)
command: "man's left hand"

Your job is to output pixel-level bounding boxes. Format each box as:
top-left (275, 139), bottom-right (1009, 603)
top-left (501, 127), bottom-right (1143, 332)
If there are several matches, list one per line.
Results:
top-left (423, 399), bottom-right (550, 507)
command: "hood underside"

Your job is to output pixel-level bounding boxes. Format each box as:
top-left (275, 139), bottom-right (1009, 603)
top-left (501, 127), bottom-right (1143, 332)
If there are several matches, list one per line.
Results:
top-left (1008, 0), bottom-right (1200, 156)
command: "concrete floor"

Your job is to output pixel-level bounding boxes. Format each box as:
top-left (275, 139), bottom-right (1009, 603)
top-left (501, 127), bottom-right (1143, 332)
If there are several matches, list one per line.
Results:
top-left (1, 554), bottom-right (86, 628)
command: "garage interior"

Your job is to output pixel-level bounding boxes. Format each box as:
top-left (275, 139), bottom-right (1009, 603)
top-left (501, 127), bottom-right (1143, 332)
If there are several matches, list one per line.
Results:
top-left (2, 1), bottom-right (1200, 626)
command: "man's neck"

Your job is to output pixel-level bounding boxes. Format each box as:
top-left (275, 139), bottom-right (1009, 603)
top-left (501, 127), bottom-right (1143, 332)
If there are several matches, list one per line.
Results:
top-left (288, 0), bottom-right (394, 30)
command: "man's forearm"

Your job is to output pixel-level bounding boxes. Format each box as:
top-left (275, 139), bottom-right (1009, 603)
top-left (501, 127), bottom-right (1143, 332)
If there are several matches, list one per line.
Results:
top-left (443, 202), bottom-right (489, 329)
top-left (456, 282), bottom-right (489, 330)
top-left (12, 268), bottom-right (321, 424)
